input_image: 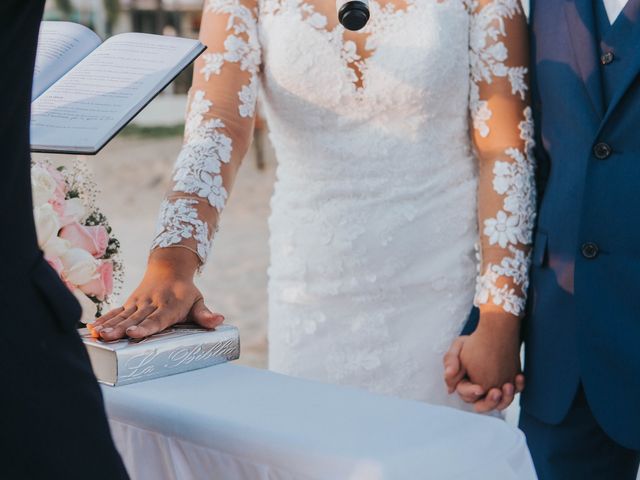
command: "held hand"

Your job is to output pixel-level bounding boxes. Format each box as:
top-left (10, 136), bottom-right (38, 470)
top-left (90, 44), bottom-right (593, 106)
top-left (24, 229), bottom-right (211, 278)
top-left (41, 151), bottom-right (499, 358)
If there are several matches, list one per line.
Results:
top-left (443, 315), bottom-right (524, 413)
top-left (455, 373), bottom-right (525, 413)
top-left (92, 249), bottom-right (224, 341)
top-left (461, 313), bottom-right (521, 386)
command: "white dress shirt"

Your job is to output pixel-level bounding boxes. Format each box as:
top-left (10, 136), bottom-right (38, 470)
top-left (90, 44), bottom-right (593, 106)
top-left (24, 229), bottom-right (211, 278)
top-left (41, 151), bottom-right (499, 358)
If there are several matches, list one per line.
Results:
top-left (604, 0), bottom-right (629, 24)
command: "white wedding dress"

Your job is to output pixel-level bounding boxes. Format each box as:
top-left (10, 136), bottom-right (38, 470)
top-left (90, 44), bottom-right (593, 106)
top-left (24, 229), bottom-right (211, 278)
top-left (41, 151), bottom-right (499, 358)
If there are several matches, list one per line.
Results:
top-left (152, 0), bottom-right (535, 408)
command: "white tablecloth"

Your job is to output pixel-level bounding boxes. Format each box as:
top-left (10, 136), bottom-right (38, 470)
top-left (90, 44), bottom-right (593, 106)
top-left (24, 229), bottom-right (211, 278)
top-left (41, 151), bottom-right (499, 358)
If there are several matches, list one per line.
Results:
top-left (103, 364), bottom-right (537, 480)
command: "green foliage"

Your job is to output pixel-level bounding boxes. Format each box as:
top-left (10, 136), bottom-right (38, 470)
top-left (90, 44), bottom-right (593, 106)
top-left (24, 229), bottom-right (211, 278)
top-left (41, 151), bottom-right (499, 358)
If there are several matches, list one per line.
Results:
top-left (54, 0), bottom-right (73, 17)
top-left (103, 0), bottom-right (121, 34)
top-left (121, 123), bottom-right (185, 138)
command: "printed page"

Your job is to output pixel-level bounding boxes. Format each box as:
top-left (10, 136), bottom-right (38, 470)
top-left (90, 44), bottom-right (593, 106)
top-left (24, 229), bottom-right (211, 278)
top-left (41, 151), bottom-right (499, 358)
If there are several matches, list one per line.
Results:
top-left (30, 33), bottom-right (202, 154)
top-left (33, 21), bottom-right (102, 100)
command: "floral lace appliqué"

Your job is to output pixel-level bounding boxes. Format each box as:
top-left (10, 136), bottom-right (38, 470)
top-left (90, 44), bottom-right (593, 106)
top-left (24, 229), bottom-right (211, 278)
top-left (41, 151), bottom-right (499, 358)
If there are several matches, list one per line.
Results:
top-left (152, 198), bottom-right (212, 262)
top-left (468, 0), bottom-right (527, 138)
top-left (475, 106), bottom-right (536, 316)
top-left (204, 0), bottom-right (261, 118)
top-left (152, 0), bottom-right (261, 262)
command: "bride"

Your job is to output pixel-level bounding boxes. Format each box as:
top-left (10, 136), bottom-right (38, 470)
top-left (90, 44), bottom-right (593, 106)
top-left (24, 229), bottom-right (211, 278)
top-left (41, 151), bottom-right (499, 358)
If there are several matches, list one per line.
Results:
top-left (94, 0), bottom-right (534, 410)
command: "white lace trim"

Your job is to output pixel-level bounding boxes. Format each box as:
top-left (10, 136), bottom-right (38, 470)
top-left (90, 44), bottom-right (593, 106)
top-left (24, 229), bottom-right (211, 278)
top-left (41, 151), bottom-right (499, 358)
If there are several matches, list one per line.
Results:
top-left (153, 0), bottom-right (261, 261)
top-left (151, 198), bottom-right (212, 262)
top-left (262, 0), bottom-right (415, 94)
top-left (475, 247), bottom-right (530, 316)
top-left (468, 0), bottom-right (527, 138)
top-left (205, 0), bottom-right (261, 118)
top-left (174, 90), bottom-right (232, 212)
top-left (475, 107), bottom-right (536, 316)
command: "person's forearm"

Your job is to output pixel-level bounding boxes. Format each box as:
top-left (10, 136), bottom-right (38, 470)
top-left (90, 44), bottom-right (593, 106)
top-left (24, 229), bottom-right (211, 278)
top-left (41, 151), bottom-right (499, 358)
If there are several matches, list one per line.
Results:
top-left (147, 247), bottom-right (200, 280)
top-left (477, 305), bottom-right (521, 337)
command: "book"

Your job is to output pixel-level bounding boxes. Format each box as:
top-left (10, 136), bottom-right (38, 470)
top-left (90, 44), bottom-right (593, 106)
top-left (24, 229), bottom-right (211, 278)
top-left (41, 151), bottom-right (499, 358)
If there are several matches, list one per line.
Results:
top-left (80, 324), bottom-right (240, 386)
top-left (30, 22), bottom-right (205, 155)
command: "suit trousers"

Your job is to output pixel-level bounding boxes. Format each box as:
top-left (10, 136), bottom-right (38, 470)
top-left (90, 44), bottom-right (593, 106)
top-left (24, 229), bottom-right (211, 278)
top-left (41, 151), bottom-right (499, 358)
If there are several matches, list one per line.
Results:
top-left (520, 385), bottom-right (640, 480)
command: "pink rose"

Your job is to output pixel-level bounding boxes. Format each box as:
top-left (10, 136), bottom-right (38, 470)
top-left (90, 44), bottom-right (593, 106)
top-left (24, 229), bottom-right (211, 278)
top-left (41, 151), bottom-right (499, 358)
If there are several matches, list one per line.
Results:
top-left (56, 198), bottom-right (86, 227)
top-left (45, 255), bottom-right (75, 291)
top-left (45, 255), bottom-right (64, 275)
top-left (60, 222), bottom-right (109, 258)
top-left (45, 165), bottom-right (67, 205)
top-left (51, 199), bottom-right (66, 221)
top-left (79, 261), bottom-right (113, 301)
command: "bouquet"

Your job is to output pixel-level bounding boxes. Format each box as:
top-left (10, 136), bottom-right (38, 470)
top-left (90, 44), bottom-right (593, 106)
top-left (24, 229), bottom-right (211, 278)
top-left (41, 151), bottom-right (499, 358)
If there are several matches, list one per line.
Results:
top-left (31, 159), bottom-right (122, 320)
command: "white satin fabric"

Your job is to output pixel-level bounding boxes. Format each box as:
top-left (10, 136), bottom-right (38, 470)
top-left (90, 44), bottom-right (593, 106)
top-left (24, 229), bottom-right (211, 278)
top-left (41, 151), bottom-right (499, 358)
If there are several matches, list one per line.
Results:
top-left (104, 365), bottom-right (537, 480)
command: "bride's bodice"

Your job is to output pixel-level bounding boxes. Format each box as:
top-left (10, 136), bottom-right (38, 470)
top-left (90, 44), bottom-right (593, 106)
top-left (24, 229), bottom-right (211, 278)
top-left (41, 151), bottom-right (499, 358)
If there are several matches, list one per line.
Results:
top-left (259, 0), bottom-right (469, 132)
top-left (151, 0), bottom-right (536, 319)
top-left (259, 0), bottom-right (473, 182)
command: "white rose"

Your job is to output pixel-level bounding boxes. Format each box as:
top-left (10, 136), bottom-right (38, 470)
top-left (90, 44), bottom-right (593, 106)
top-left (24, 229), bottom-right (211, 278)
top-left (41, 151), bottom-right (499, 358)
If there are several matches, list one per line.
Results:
top-left (60, 248), bottom-right (98, 286)
top-left (33, 203), bottom-right (61, 251)
top-left (44, 236), bottom-right (72, 258)
top-left (31, 165), bottom-right (58, 207)
top-left (73, 289), bottom-right (98, 324)
top-left (60, 198), bottom-right (86, 226)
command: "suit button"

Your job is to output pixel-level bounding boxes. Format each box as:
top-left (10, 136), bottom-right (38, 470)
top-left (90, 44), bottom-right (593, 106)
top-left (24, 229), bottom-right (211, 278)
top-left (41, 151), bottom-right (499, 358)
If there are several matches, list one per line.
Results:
top-left (601, 51), bottom-right (615, 65)
top-left (593, 142), bottom-right (612, 160)
top-left (581, 242), bottom-right (599, 259)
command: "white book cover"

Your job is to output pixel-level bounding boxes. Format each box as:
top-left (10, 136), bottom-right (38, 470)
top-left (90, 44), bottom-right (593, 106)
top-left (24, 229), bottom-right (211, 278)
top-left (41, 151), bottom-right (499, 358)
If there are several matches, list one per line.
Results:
top-left (81, 324), bottom-right (240, 386)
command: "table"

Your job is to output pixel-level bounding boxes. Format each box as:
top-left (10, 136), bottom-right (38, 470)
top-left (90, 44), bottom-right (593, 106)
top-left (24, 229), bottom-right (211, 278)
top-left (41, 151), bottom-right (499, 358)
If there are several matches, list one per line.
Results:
top-left (103, 364), bottom-right (537, 480)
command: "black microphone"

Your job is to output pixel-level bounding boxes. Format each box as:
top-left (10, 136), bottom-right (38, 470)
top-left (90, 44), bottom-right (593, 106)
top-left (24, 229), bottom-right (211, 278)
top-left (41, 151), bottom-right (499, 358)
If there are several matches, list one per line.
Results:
top-left (337, 0), bottom-right (370, 31)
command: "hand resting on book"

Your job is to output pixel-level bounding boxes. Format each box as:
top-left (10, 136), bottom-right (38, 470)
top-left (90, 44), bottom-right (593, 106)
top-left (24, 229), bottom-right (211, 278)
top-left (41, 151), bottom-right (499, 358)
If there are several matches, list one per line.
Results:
top-left (93, 248), bottom-right (224, 340)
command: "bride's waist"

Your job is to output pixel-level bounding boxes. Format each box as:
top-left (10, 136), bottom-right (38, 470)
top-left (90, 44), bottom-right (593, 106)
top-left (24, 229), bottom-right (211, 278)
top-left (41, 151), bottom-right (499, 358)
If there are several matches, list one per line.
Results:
top-left (268, 125), bottom-right (473, 174)
top-left (271, 158), bottom-right (477, 203)
top-left (269, 176), bottom-right (478, 235)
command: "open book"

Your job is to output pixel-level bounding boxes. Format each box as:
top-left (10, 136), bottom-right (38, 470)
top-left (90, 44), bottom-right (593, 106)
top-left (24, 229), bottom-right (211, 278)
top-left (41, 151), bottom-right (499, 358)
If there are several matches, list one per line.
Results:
top-left (31, 22), bottom-right (205, 155)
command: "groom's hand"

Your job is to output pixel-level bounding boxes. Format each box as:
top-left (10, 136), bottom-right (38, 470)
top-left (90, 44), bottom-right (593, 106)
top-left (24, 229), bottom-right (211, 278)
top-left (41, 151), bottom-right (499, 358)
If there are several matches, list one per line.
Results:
top-left (92, 248), bottom-right (224, 340)
top-left (443, 313), bottom-right (524, 412)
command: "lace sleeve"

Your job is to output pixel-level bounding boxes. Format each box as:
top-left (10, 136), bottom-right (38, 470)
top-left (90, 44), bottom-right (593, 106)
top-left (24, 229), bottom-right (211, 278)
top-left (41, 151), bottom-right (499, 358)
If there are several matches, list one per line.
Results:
top-left (469, 0), bottom-right (536, 318)
top-left (151, 0), bottom-right (261, 264)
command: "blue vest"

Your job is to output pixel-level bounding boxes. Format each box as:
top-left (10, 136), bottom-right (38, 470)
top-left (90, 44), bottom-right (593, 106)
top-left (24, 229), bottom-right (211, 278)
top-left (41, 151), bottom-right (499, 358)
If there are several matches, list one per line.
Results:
top-left (523, 0), bottom-right (640, 449)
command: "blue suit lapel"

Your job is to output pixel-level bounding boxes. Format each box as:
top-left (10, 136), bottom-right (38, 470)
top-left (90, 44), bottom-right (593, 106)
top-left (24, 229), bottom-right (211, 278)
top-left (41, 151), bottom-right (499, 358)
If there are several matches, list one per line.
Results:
top-left (563, 0), bottom-right (605, 119)
top-left (599, 0), bottom-right (640, 128)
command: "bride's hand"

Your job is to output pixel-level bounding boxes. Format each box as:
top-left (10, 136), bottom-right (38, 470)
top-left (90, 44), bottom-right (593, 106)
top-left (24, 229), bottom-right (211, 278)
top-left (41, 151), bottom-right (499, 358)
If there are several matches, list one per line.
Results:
top-left (92, 248), bottom-right (224, 341)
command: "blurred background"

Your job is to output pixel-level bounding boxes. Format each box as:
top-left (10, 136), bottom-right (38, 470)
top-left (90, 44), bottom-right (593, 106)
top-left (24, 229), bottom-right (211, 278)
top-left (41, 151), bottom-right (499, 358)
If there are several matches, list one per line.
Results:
top-left (38, 0), bottom-right (274, 369)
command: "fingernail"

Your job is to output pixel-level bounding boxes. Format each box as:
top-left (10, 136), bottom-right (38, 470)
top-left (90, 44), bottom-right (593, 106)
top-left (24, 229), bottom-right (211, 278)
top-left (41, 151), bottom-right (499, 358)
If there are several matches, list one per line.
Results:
top-left (101, 327), bottom-right (113, 334)
top-left (445, 366), bottom-right (453, 375)
top-left (126, 326), bottom-right (138, 332)
top-left (216, 315), bottom-right (225, 322)
top-left (93, 325), bottom-right (103, 333)
top-left (492, 393), bottom-right (502, 401)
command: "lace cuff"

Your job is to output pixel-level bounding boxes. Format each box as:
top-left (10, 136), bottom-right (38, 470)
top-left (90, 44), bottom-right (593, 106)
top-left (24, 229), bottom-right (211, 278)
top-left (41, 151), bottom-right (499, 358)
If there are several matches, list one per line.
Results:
top-left (151, 197), bottom-right (217, 264)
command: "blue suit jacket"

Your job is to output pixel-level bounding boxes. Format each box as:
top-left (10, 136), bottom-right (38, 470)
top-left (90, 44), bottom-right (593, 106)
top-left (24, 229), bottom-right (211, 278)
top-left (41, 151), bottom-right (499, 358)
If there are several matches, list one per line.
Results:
top-left (525, 0), bottom-right (640, 449)
top-left (464, 0), bottom-right (640, 450)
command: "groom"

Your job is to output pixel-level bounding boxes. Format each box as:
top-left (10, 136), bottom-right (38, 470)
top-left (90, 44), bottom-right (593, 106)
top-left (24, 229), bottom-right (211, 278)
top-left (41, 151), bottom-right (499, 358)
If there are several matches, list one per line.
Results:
top-left (0, 2), bottom-right (128, 478)
top-left (446, 0), bottom-right (640, 478)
